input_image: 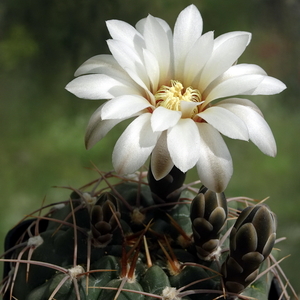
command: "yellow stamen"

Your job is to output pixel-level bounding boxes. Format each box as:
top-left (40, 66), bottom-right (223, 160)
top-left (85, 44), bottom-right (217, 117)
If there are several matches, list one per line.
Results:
top-left (155, 80), bottom-right (202, 113)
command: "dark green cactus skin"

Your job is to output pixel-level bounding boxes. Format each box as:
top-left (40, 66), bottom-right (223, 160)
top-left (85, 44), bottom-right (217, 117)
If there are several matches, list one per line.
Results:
top-left (1, 175), bottom-right (279, 300)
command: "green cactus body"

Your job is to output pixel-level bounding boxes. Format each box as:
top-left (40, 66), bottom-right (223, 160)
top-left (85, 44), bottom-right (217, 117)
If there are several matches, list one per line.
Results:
top-left (0, 171), bottom-right (289, 300)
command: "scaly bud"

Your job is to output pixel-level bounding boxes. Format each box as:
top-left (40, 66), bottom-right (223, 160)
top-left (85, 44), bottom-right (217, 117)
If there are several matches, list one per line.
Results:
top-left (91, 192), bottom-right (121, 247)
top-left (221, 204), bottom-right (277, 294)
top-left (190, 186), bottom-right (228, 260)
top-left (148, 164), bottom-right (186, 209)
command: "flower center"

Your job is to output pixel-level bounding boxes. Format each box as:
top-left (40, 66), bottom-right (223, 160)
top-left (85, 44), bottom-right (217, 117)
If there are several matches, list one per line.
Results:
top-left (155, 80), bottom-right (202, 112)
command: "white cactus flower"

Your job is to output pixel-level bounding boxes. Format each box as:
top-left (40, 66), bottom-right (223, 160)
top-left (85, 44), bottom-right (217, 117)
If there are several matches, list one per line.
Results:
top-left (66, 5), bottom-right (286, 192)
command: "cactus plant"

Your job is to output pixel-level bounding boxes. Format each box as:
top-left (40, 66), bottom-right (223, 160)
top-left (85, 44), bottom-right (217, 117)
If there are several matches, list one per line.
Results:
top-left (0, 168), bottom-right (296, 300)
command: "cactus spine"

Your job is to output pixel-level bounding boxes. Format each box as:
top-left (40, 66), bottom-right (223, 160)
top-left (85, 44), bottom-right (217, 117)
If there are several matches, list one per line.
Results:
top-left (0, 168), bottom-right (294, 300)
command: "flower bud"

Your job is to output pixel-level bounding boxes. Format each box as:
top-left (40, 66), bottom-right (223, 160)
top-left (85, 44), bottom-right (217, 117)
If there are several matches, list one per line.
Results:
top-left (91, 192), bottom-right (121, 247)
top-left (148, 164), bottom-right (186, 209)
top-left (221, 204), bottom-right (277, 294)
top-left (190, 186), bottom-right (227, 260)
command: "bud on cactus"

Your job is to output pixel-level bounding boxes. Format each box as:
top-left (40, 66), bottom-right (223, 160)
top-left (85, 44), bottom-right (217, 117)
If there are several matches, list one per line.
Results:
top-left (221, 204), bottom-right (277, 294)
top-left (190, 186), bottom-right (227, 260)
top-left (148, 165), bottom-right (186, 208)
top-left (91, 192), bottom-right (121, 247)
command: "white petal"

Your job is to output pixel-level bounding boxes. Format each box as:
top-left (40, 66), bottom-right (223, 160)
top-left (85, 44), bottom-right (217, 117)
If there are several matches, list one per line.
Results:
top-left (143, 15), bottom-right (172, 85)
top-left (124, 67), bottom-right (153, 98)
top-left (135, 17), bottom-right (147, 35)
top-left (203, 64), bottom-right (268, 99)
top-left (74, 54), bottom-right (126, 77)
top-left (85, 104), bottom-right (123, 149)
top-left (101, 95), bottom-right (151, 120)
top-left (204, 63), bottom-right (284, 99)
top-left (173, 5), bottom-right (203, 77)
top-left (203, 74), bottom-right (265, 104)
top-left (167, 119), bottom-right (201, 172)
top-left (143, 48), bottom-right (160, 92)
top-left (214, 63), bottom-right (267, 82)
top-left (180, 101), bottom-right (201, 118)
top-left (137, 16), bottom-right (172, 36)
top-left (153, 17), bottom-right (173, 43)
top-left (199, 32), bottom-right (252, 90)
top-left (251, 76), bottom-right (287, 95)
top-left (112, 113), bottom-right (160, 175)
top-left (196, 123), bottom-right (233, 192)
top-left (136, 17), bottom-right (172, 41)
top-left (151, 107), bottom-right (181, 132)
top-left (217, 98), bottom-right (263, 116)
top-left (150, 17), bottom-right (174, 76)
top-left (198, 106), bottom-right (249, 140)
top-left (106, 19), bottom-right (145, 50)
top-left (183, 31), bottom-right (214, 86)
top-left (214, 31), bottom-right (251, 48)
top-left (217, 102), bottom-right (276, 156)
top-left (151, 131), bottom-right (174, 180)
top-left (65, 74), bottom-right (141, 99)
top-left (107, 39), bottom-right (150, 90)
top-left (228, 63), bottom-right (267, 75)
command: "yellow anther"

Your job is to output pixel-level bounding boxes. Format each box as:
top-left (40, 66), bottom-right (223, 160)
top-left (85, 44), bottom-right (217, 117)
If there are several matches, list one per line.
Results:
top-left (155, 80), bottom-right (202, 113)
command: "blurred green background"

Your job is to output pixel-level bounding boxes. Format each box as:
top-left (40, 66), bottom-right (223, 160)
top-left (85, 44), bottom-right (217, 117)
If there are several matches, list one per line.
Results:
top-left (0, 0), bottom-right (299, 296)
